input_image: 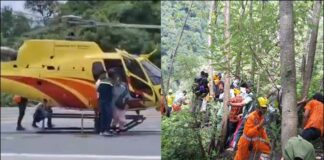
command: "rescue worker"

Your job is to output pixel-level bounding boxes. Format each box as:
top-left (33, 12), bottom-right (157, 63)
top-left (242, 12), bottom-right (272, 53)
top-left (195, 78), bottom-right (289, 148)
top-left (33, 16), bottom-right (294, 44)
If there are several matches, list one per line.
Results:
top-left (301, 93), bottom-right (324, 142)
top-left (160, 91), bottom-right (166, 115)
top-left (232, 82), bottom-right (255, 149)
top-left (13, 95), bottom-right (28, 131)
top-left (282, 135), bottom-right (315, 160)
top-left (234, 97), bottom-right (271, 160)
top-left (213, 72), bottom-right (224, 101)
top-left (172, 90), bottom-right (188, 112)
top-left (226, 88), bottom-right (244, 147)
top-left (97, 71), bottom-right (114, 136)
top-left (166, 89), bottom-right (175, 117)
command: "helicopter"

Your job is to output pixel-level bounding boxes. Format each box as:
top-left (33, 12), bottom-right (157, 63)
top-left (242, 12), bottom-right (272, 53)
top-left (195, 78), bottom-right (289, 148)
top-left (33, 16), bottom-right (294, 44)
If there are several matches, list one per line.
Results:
top-left (0, 16), bottom-right (161, 131)
top-left (0, 39), bottom-right (161, 130)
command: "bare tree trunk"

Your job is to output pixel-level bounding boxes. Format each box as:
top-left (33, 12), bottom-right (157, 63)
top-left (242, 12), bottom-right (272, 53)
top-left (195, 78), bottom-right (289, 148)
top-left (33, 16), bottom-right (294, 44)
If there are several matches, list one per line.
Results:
top-left (249, 1), bottom-right (256, 84)
top-left (208, 0), bottom-right (216, 97)
top-left (279, 1), bottom-right (298, 153)
top-left (218, 1), bottom-right (231, 152)
top-left (235, 1), bottom-right (247, 78)
top-left (302, 1), bottom-right (322, 98)
top-left (165, 1), bottom-right (193, 95)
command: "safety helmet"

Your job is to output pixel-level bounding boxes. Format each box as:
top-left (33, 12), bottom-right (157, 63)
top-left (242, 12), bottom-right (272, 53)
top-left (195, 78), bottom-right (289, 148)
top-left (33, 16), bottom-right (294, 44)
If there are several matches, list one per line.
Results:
top-left (233, 88), bottom-right (241, 95)
top-left (257, 97), bottom-right (268, 108)
top-left (168, 89), bottom-right (173, 93)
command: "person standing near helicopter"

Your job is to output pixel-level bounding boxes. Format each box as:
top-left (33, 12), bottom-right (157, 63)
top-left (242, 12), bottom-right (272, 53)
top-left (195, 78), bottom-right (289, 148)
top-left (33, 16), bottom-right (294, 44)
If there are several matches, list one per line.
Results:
top-left (97, 71), bottom-right (114, 136)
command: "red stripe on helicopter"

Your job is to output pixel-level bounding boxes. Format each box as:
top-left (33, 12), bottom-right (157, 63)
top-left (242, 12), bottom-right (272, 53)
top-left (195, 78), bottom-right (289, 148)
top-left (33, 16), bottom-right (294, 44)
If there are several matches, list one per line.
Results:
top-left (48, 77), bottom-right (97, 105)
top-left (3, 76), bottom-right (87, 109)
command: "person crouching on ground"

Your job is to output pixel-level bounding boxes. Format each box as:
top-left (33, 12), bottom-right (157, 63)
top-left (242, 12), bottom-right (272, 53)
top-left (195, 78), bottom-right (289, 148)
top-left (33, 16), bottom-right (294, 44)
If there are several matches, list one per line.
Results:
top-left (234, 97), bottom-right (271, 160)
top-left (32, 99), bottom-right (53, 128)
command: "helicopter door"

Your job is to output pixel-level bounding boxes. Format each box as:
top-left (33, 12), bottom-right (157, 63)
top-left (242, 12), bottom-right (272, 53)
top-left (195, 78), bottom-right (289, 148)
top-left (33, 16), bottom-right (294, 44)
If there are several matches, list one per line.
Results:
top-left (122, 56), bottom-right (155, 103)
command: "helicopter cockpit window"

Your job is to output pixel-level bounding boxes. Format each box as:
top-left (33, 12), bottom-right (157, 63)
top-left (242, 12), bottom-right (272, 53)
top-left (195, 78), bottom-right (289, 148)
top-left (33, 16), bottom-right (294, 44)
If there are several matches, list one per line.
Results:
top-left (140, 60), bottom-right (161, 85)
top-left (123, 56), bottom-right (147, 81)
top-left (92, 61), bottom-right (105, 81)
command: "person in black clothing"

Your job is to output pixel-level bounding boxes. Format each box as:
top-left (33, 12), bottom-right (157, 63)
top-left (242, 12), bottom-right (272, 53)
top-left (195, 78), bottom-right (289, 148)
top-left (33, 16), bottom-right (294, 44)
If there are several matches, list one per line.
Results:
top-left (97, 71), bottom-right (114, 136)
top-left (16, 96), bottom-right (28, 131)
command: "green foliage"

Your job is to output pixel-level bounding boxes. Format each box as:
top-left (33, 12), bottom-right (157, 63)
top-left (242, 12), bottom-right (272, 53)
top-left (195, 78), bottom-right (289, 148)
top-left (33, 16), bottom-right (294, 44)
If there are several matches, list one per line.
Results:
top-left (24, 0), bottom-right (59, 25)
top-left (0, 93), bottom-right (15, 107)
top-left (162, 110), bottom-right (204, 160)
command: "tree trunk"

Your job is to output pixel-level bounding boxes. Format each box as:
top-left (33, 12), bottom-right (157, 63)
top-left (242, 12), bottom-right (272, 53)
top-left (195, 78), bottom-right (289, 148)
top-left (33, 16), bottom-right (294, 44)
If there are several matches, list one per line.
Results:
top-left (208, 0), bottom-right (216, 97)
top-left (235, 1), bottom-right (247, 78)
top-left (218, 1), bottom-right (231, 152)
top-left (279, 1), bottom-right (298, 153)
top-left (302, 1), bottom-right (322, 98)
top-left (165, 1), bottom-right (193, 95)
top-left (249, 1), bottom-right (256, 84)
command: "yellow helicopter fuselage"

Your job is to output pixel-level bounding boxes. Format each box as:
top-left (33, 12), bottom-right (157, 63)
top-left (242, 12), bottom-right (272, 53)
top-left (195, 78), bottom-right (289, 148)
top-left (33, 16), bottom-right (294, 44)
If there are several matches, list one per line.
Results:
top-left (1, 39), bottom-right (161, 111)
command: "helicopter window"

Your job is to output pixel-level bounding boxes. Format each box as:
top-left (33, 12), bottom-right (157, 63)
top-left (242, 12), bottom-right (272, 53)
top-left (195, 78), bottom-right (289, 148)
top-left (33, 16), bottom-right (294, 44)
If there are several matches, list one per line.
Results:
top-left (123, 56), bottom-right (147, 81)
top-left (140, 60), bottom-right (161, 85)
top-left (47, 66), bottom-right (55, 70)
top-left (130, 76), bottom-right (153, 96)
top-left (92, 61), bottom-right (105, 81)
top-left (103, 59), bottom-right (127, 82)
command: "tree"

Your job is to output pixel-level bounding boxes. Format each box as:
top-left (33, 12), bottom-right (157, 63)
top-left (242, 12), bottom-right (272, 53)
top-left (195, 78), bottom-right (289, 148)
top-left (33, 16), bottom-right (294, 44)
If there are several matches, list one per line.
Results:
top-left (24, 0), bottom-right (59, 25)
top-left (1, 6), bottom-right (14, 38)
top-left (301, 1), bottom-right (322, 99)
top-left (217, 1), bottom-right (231, 152)
top-left (279, 1), bottom-right (298, 153)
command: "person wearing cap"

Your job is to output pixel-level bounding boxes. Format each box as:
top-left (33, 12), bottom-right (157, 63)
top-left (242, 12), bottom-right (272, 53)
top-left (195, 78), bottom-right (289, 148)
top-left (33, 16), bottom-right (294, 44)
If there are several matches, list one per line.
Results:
top-left (282, 135), bottom-right (315, 160)
top-left (234, 97), bottom-right (271, 160)
top-left (166, 89), bottom-right (175, 117)
top-left (301, 93), bottom-right (324, 142)
top-left (226, 88), bottom-right (244, 147)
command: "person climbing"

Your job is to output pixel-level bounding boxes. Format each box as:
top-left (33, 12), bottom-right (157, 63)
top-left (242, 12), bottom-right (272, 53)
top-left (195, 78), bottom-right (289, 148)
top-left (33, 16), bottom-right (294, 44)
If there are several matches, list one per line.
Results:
top-left (232, 82), bottom-right (255, 149)
top-left (166, 89), bottom-right (175, 117)
top-left (234, 97), bottom-right (271, 160)
top-left (226, 88), bottom-right (244, 147)
top-left (213, 72), bottom-right (224, 101)
top-left (191, 71), bottom-right (209, 112)
top-left (301, 92), bottom-right (324, 142)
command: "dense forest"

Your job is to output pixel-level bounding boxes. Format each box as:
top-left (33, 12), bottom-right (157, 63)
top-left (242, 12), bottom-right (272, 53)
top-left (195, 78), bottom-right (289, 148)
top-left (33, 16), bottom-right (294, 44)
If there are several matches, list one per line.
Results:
top-left (162, 1), bottom-right (323, 160)
top-left (1, 0), bottom-right (161, 106)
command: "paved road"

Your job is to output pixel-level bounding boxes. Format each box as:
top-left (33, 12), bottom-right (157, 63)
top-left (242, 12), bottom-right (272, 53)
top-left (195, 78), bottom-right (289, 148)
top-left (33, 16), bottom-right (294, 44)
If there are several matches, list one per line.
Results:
top-left (1, 107), bottom-right (161, 160)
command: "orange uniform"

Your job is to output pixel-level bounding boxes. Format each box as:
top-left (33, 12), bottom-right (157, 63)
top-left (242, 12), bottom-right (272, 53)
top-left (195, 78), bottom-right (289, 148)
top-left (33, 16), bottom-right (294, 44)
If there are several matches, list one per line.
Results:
top-left (234, 111), bottom-right (271, 160)
top-left (160, 96), bottom-right (166, 115)
top-left (304, 99), bottom-right (324, 136)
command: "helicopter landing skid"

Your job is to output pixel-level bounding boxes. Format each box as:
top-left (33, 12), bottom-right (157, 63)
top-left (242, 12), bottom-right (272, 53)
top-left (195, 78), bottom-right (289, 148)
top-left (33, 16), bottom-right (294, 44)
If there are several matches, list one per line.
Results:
top-left (40, 113), bottom-right (146, 133)
top-left (111, 115), bottom-right (146, 132)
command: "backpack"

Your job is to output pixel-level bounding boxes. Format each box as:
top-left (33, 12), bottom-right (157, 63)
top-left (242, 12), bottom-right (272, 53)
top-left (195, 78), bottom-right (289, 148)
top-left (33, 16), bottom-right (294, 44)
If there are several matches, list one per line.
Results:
top-left (115, 86), bottom-right (129, 110)
top-left (192, 77), bottom-right (209, 96)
